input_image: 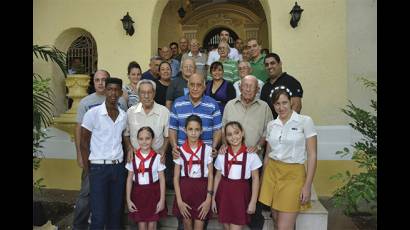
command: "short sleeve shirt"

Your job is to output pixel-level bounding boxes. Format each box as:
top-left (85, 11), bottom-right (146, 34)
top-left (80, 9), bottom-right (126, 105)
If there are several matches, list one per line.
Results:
top-left (207, 47), bottom-right (240, 65)
top-left (250, 53), bottom-right (269, 83)
top-left (76, 93), bottom-right (127, 123)
top-left (81, 102), bottom-right (127, 161)
top-left (169, 95), bottom-right (222, 146)
top-left (214, 152), bottom-right (262, 179)
top-left (124, 102), bottom-right (169, 152)
top-left (266, 111), bottom-right (317, 164)
top-left (174, 144), bottom-right (213, 178)
top-left (125, 153), bottom-right (166, 184)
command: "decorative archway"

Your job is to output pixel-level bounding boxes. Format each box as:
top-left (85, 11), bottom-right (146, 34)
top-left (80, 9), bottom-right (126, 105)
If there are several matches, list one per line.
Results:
top-left (53, 28), bottom-right (98, 115)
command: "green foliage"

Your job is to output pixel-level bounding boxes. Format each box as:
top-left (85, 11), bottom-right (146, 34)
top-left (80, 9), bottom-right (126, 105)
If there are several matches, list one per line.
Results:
top-left (330, 78), bottom-right (377, 215)
top-left (33, 45), bottom-right (66, 191)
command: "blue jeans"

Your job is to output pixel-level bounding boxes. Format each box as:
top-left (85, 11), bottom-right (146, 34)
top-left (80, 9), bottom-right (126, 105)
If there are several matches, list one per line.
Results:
top-left (72, 170), bottom-right (90, 230)
top-left (89, 162), bottom-right (126, 230)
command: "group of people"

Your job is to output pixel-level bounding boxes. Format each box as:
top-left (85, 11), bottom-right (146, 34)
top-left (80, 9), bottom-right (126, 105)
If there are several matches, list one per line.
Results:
top-left (72, 33), bottom-right (317, 230)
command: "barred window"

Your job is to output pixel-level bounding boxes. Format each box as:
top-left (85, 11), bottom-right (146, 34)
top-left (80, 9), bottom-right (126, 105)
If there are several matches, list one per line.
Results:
top-left (66, 35), bottom-right (97, 75)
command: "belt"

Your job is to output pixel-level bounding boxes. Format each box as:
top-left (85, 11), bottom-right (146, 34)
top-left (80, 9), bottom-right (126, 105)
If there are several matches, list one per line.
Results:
top-left (90, 159), bottom-right (123, 164)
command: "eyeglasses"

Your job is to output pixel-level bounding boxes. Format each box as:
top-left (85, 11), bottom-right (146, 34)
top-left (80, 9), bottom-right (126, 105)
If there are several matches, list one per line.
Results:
top-left (183, 65), bottom-right (194, 69)
top-left (218, 47), bottom-right (227, 51)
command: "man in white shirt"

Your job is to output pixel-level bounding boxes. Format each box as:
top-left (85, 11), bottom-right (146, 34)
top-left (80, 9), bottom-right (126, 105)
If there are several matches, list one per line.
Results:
top-left (207, 30), bottom-right (240, 65)
top-left (80, 77), bottom-right (128, 230)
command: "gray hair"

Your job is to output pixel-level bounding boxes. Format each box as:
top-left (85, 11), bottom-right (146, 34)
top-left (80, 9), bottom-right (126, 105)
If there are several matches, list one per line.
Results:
top-left (241, 75), bottom-right (258, 85)
top-left (150, 55), bottom-right (163, 62)
top-left (188, 73), bottom-right (206, 85)
top-left (136, 79), bottom-right (156, 94)
top-left (238, 61), bottom-right (251, 68)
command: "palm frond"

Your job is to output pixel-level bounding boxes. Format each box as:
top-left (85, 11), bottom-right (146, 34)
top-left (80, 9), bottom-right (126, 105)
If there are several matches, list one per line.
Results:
top-left (33, 45), bottom-right (67, 76)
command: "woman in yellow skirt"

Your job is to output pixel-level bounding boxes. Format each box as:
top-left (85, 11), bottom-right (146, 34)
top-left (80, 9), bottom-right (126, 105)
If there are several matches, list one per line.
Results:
top-left (259, 86), bottom-right (317, 230)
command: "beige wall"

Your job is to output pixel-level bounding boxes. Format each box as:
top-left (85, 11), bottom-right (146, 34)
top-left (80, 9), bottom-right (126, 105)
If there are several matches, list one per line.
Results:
top-left (347, 0), bottom-right (377, 111)
top-left (34, 0), bottom-right (375, 124)
top-left (262, 0), bottom-right (349, 125)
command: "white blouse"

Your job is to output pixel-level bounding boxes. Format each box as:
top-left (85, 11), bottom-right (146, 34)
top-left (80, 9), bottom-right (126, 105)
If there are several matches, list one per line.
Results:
top-left (214, 152), bottom-right (262, 179)
top-left (266, 111), bottom-right (317, 164)
top-left (174, 144), bottom-right (213, 178)
top-left (125, 153), bottom-right (166, 184)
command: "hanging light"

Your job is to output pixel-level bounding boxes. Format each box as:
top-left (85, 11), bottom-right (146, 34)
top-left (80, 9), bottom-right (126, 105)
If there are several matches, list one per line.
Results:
top-left (290, 2), bottom-right (304, 28)
top-left (120, 12), bottom-right (135, 36)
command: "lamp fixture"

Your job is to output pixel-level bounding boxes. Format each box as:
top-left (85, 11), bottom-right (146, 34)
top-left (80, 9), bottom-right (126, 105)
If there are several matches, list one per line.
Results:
top-left (121, 12), bottom-right (135, 36)
top-left (178, 0), bottom-right (186, 19)
top-left (290, 2), bottom-right (304, 28)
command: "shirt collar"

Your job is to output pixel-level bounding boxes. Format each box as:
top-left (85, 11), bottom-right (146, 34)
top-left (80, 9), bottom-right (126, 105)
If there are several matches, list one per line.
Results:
top-left (134, 102), bottom-right (160, 115)
top-left (188, 51), bottom-right (202, 57)
top-left (273, 110), bottom-right (300, 125)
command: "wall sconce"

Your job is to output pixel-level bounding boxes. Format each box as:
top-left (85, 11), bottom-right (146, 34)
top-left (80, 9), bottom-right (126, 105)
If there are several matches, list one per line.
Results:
top-left (120, 12), bottom-right (135, 36)
top-left (290, 2), bottom-right (304, 28)
top-left (178, 0), bottom-right (186, 19)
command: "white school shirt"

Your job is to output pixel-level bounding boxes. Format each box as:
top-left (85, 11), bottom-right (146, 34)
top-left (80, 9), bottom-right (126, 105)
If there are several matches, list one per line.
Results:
top-left (125, 153), bottom-right (166, 184)
top-left (266, 111), bottom-right (317, 164)
top-left (214, 151), bottom-right (262, 179)
top-left (173, 144), bottom-right (213, 178)
top-left (82, 102), bottom-right (127, 161)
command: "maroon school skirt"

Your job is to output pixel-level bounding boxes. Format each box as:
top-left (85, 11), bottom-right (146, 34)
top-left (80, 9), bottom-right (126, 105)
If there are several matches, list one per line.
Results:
top-left (172, 177), bottom-right (210, 220)
top-left (128, 181), bottom-right (168, 222)
top-left (215, 176), bottom-right (251, 225)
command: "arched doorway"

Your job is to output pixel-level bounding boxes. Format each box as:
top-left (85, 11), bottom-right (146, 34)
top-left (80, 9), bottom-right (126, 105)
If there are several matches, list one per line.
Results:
top-left (202, 27), bottom-right (239, 52)
top-left (157, 1), bottom-right (269, 53)
top-left (67, 35), bottom-right (98, 76)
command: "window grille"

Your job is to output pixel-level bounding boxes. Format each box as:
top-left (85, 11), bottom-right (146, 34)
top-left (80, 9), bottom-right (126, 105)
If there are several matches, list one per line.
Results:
top-left (66, 36), bottom-right (97, 75)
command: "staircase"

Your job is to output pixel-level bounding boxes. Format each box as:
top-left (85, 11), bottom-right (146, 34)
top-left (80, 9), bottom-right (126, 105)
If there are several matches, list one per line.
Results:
top-left (154, 185), bottom-right (328, 230)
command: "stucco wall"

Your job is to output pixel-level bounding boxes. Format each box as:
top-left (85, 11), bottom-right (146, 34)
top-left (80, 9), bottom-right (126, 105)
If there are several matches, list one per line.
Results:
top-left (347, 0), bottom-right (377, 111)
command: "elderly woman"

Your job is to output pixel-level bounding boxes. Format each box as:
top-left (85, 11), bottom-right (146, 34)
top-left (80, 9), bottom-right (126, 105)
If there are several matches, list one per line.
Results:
top-left (205, 61), bottom-right (236, 115)
top-left (207, 41), bottom-right (239, 83)
top-left (259, 86), bottom-right (317, 230)
top-left (123, 61), bottom-right (142, 108)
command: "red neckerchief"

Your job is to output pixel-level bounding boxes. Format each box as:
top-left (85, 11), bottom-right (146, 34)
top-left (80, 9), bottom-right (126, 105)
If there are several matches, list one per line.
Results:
top-left (135, 149), bottom-right (155, 174)
top-left (182, 139), bottom-right (203, 174)
top-left (227, 144), bottom-right (247, 175)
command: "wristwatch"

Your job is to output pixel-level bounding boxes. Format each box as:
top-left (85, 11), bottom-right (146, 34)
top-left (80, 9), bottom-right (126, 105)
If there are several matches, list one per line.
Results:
top-left (207, 190), bottom-right (214, 196)
top-left (256, 144), bottom-right (262, 151)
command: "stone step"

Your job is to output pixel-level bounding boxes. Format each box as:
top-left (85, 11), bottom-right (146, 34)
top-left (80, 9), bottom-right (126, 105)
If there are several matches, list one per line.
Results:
top-left (125, 188), bottom-right (327, 230)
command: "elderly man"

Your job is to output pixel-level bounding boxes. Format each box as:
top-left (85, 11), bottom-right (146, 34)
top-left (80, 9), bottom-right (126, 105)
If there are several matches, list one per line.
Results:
top-left (170, 73), bottom-right (222, 156)
top-left (175, 37), bottom-right (190, 62)
top-left (260, 52), bottom-right (303, 118)
top-left (142, 56), bottom-right (163, 81)
top-left (181, 38), bottom-right (208, 77)
top-left (233, 61), bottom-right (264, 99)
top-left (165, 57), bottom-right (196, 110)
top-left (124, 79), bottom-right (170, 160)
top-left (247, 38), bottom-right (269, 83)
top-left (207, 29), bottom-right (240, 65)
top-left (207, 41), bottom-right (239, 83)
top-left (221, 75), bottom-right (273, 230)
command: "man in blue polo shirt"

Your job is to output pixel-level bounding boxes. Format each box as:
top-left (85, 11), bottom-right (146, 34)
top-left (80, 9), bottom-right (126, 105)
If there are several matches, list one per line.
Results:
top-left (169, 72), bottom-right (222, 157)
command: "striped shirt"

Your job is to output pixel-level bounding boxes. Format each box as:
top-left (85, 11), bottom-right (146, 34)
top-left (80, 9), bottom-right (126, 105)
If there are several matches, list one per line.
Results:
top-left (169, 95), bottom-right (222, 146)
top-left (207, 58), bottom-right (239, 83)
